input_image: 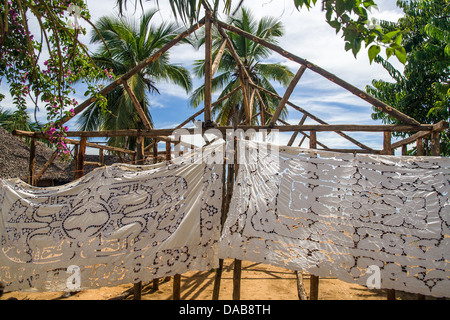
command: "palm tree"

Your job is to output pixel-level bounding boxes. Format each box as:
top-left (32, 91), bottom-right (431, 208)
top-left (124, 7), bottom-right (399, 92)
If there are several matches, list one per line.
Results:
top-left (78, 9), bottom-right (192, 150)
top-left (189, 7), bottom-right (293, 126)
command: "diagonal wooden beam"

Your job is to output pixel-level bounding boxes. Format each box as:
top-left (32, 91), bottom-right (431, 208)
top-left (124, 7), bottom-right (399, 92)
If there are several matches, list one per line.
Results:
top-left (175, 86), bottom-right (242, 129)
top-left (215, 24), bottom-right (252, 124)
top-left (288, 114), bottom-right (308, 146)
top-left (278, 118), bottom-right (330, 150)
top-left (123, 80), bottom-right (152, 130)
top-left (270, 65), bottom-right (307, 126)
top-left (250, 82), bottom-right (373, 151)
top-left (216, 19), bottom-right (421, 126)
top-left (212, 39), bottom-right (227, 76)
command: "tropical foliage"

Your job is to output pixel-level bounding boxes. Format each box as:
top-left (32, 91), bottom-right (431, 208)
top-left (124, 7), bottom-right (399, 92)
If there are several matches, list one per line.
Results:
top-left (0, 0), bottom-right (110, 159)
top-left (366, 0), bottom-right (449, 155)
top-left (189, 7), bottom-right (293, 126)
top-left (145, 0), bottom-right (407, 64)
top-left (78, 9), bottom-right (192, 150)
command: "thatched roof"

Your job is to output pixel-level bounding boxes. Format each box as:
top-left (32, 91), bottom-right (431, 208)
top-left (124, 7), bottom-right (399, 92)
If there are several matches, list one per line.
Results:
top-left (0, 127), bottom-right (73, 183)
top-left (0, 127), bottom-right (156, 185)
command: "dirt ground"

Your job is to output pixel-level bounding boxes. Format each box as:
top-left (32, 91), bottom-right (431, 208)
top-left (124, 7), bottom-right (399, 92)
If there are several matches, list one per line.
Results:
top-left (1, 259), bottom-right (427, 301)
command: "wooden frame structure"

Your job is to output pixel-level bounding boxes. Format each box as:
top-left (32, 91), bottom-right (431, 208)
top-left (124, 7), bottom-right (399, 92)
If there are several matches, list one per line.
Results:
top-left (12, 5), bottom-right (448, 301)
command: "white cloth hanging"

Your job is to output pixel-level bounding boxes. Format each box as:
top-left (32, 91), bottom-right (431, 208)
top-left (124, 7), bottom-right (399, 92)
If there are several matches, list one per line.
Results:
top-left (0, 144), bottom-right (223, 292)
top-left (219, 140), bottom-right (450, 298)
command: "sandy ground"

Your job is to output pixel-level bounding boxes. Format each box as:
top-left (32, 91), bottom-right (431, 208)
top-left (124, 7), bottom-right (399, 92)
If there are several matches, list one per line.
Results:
top-left (1, 259), bottom-right (426, 301)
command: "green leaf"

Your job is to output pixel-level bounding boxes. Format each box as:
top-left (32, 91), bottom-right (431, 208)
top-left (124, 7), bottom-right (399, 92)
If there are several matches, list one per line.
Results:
top-left (394, 46), bottom-right (407, 65)
top-left (382, 30), bottom-right (401, 43)
top-left (368, 45), bottom-right (380, 64)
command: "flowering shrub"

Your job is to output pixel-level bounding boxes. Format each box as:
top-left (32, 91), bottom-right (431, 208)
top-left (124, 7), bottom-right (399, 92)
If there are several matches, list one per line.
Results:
top-left (0, 1), bottom-right (114, 160)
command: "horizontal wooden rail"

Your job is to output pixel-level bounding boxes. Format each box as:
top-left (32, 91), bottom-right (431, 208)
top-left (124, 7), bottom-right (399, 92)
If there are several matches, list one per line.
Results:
top-left (13, 123), bottom-right (439, 139)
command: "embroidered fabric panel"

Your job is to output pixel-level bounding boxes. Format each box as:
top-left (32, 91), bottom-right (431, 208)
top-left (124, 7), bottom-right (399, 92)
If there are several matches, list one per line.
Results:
top-left (219, 140), bottom-right (450, 298)
top-left (0, 144), bottom-right (223, 292)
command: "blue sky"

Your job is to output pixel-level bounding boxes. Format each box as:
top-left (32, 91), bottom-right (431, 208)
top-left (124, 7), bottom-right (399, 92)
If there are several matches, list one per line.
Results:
top-left (0, 0), bottom-right (406, 153)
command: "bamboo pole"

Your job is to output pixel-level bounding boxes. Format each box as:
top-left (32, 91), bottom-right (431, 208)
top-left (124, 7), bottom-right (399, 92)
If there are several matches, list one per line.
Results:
top-left (216, 19), bottom-right (420, 126)
top-left (270, 65), bottom-right (307, 126)
top-left (173, 274), bottom-right (181, 300)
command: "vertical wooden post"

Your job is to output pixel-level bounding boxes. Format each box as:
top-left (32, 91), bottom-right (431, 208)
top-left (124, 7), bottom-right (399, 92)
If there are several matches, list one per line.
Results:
top-left (73, 144), bottom-right (79, 179)
top-left (136, 135), bottom-right (144, 165)
top-left (204, 8), bottom-right (213, 125)
top-left (28, 137), bottom-right (36, 186)
top-left (166, 141), bottom-right (171, 161)
top-left (309, 275), bottom-right (319, 300)
top-left (153, 139), bottom-right (158, 164)
top-left (309, 130), bottom-right (317, 149)
top-left (133, 135), bottom-right (145, 300)
top-left (382, 131), bottom-right (393, 155)
top-left (382, 131), bottom-right (396, 300)
top-left (387, 289), bottom-right (396, 300)
top-left (99, 148), bottom-right (104, 165)
top-left (213, 153), bottom-right (236, 300)
top-left (431, 131), bottom-right (440, 156)
top-left (75, 137), bottom-right (87, 179)
top-left (416, 138), bottom-right (424, 156)
top-left (173, 274), bottom-right (181, 300)
top-left (133, 281), bottom-right (142, 300)
top-left (152, 139), bottom-right (160, 290)
top-left (233, 259), bottom-right (242, 300)
top-left (308, 132), bottom-right (319, 300)
top-left (295, 271), bottom-right (308, 300)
